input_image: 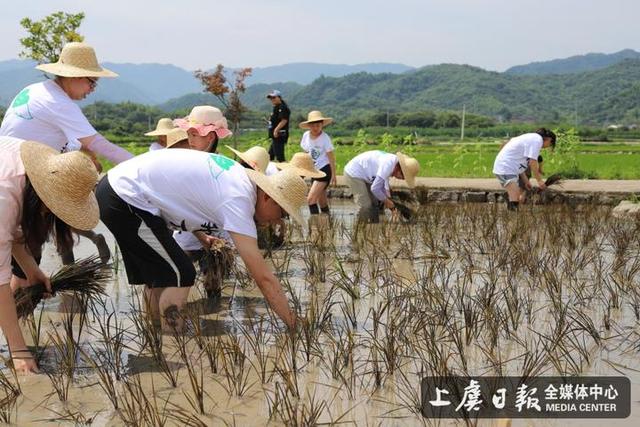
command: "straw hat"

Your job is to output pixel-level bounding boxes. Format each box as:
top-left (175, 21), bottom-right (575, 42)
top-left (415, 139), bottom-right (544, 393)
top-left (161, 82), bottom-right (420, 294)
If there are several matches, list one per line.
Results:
top-left (166, 128), bottom-right (189, 148)
top-left (299, 111), bottom-right (333, 129)
top-left (275, 152), bottom-right (326, 178)
top-left (225, 145), bottom-right (269, 173)
top-left (35, 42), bottom-right (117, 78)
top-left (245, 169), bottom-right (307, 227)
top-left (145, 118), bottom-right (175, 136)
top-left (174, 106), bottom-right (232, 139)
top-left (396, 152), bottom-right (420, 188)
top-left (20, 141), bottom-right (99, 231)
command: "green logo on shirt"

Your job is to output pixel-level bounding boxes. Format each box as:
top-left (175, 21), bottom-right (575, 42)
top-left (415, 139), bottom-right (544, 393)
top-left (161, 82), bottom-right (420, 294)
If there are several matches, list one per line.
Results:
top-left (10, 88), bottom-right (33, 120)
top-left (207, 153), bottom-right (236, 180)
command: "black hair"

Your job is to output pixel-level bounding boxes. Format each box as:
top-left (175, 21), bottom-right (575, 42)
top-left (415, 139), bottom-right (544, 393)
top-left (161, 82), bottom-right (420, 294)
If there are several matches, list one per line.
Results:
top-left (535, 128), bottom-right (556, 149)
top-left (208, 133), bottom-right (219, 153)
top-left (20, 177), bottom-right (73, 256)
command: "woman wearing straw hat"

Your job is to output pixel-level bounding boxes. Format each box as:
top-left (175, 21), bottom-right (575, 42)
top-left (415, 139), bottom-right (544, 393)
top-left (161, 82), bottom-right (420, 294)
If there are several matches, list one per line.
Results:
top-left (0, 136), bottom-right (99, 374)
top-left (344, 151), bottom-right (420, 223)
top-left (145, 118), bottom-right (176, 151)
top-left (174, 106), bottom-right (232, 154)
top-left (96, 149), bottom-right (307, 331)
top-left (0, 42), bottom-right (133, 165)
top-left (299, 111), bottom-right (337, 216)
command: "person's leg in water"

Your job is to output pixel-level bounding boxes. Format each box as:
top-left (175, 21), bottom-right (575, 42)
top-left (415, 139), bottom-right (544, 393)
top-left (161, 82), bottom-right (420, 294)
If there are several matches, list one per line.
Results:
top-left (307, 180), bottom-right (328, 215)
top-left (146, 286), bottom-right (192, 332)
top-left (505, 181), bottom-right (521, 211)
top-left (59, 229), bottom-right (111, 265)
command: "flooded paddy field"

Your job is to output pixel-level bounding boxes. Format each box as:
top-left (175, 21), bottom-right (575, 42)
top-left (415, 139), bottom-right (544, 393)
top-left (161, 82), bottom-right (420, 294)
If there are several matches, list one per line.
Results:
top-left (1, 201), bottom-right (640, 426)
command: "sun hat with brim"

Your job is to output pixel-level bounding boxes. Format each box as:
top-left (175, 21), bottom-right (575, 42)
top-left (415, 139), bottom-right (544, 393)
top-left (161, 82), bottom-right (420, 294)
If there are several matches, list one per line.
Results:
top-left (299, 110), bottom-right (333, 129)
top-left (225, 145), bottom-right (269, 173)
top-left (245, 169), bottom-right (307, 227)
top-left (20, 141), bottom-right (99, 231)
top-left (174, 106), bottom-right (232, 139)
top-left (396, 152), bottom-right (420, 188)
top-left (145, 118), bottom-right (175, 136)
top-left (165, 128), bottom-right (189, 148)
top-left (35, 42), bottom-right (118, 78)
top-left (275, 152), bottom-right (326, 178)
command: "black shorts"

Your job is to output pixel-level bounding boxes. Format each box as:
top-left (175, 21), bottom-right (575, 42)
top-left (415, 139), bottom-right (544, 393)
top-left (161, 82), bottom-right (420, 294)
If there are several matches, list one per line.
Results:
top-left (311, 164), bottom-right (332, 184)
top-left (96, 176), bottom-right (195, 288)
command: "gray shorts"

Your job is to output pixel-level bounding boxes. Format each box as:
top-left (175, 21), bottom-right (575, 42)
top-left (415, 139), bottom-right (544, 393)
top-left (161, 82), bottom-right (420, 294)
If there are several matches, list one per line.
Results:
top-left (495, 174), bottom-right (519, 187)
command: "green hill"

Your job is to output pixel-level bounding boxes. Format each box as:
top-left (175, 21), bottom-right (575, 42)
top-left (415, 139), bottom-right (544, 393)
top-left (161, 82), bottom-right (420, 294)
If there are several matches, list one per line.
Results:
top-left (274, 60), bottom-right (640, 125)
top-left (506, 49), bottom-right (640, 75)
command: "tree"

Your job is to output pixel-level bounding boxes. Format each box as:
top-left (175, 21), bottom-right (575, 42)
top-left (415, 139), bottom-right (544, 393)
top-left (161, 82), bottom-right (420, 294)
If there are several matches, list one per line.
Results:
top-left (194, 65), bottom-right (252, 148)
top-left (19, 11), bottom-right (85, 64)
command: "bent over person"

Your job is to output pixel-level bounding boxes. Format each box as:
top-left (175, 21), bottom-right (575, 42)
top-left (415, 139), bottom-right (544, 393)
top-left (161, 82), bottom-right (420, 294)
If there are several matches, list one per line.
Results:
top-left (492, 128), bottom-right (556, 211)
top-left (96, 149), bottom-right (307, 331)
top-left (344, 150), bottom-right (420, 223)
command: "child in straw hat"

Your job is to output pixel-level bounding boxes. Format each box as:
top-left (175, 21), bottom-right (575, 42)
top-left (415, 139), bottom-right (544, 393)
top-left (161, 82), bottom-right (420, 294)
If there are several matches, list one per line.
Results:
top-left (97, 149), bottom-right (307, 331)
top-left (344, 150), bottom-right (420, 223)
top-left (299, 111), bottom-right (337, 216)
top-left (145, 118), bottom-right (176, 151)
top-left (0, 136), bottom-right (99, 374)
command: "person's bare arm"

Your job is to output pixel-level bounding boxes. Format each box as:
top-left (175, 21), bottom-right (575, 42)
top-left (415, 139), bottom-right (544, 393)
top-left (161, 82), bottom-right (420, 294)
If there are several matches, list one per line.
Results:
top-left (229, 232), bottom-right (296, 328)
top-left (273, 119), bottom-right (288, 136)
top-left (528, 158), bottom-right (546, 190)
top-left (12, 243), bottom-right (51, 292)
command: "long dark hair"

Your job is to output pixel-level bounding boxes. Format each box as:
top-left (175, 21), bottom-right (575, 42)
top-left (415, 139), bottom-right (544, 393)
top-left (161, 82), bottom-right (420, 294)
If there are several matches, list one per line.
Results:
top-left (20, 177), bottom-right (73, 255)
top-left (208, 133), bottom-right (219, 153)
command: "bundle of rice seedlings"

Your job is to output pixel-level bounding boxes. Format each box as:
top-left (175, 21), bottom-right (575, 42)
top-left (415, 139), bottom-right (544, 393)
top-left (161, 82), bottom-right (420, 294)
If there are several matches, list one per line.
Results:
top-left (198, 238), bottom-right (235, 299)
top-left (391, 198), bottom-right (415, 221)
top-left (544, 174), bottom-right (563, 187)
top-left (14, 255), bottom-right (111, 319)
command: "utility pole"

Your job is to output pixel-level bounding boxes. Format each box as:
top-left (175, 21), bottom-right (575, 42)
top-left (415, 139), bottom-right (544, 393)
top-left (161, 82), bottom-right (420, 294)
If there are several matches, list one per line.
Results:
top-left (460, 104), bottom-right (466, 141)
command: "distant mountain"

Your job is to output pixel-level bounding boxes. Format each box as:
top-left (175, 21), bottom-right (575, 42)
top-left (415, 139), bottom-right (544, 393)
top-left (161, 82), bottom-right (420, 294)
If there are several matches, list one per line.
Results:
top-left (269, 60), bottom-right (640, 125)
top-left (243, 62), bottom-right (414, 85)
top-left (506, 49), bottom-right (640, 75)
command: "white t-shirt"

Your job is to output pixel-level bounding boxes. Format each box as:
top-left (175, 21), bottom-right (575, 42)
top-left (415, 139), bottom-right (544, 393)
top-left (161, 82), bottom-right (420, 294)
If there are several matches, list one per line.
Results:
top-left (108, 149), bottom-right (258, 239)
top-left (493, 133), bottom-right (543, 175)
top-left (265, 162), bottom-right (279, 176)
top-left (300, 131), bottom-right (334, 169)
top-left (344, 150), bottom-right (397, 201)
top-left (0, 80), bottom-right (96, 153)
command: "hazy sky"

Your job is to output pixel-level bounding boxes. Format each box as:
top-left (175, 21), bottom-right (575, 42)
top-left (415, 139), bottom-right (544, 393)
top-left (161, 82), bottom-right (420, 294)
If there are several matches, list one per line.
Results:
top-left (1, 0), bottom-right (638, 71)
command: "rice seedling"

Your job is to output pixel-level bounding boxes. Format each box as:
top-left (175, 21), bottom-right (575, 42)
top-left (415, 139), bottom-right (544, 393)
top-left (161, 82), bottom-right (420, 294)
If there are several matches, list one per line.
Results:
top-left (237, 315), bottom-right (271, 383)
top-left (216, 334), bottom-right (256, 397)
top-left (14, 255), bottom-right (110, 319)
top-left (118, 374), bottom-right (170, 427)
top-left (172, 329), bottom-right (209, 415)
top-left (0, 362), bottom-right (20, 424)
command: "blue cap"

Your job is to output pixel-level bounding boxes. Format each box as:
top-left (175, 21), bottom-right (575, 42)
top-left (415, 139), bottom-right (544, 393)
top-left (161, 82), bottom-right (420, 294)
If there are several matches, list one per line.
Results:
top-left (266, 89), bottom-right (282, 99)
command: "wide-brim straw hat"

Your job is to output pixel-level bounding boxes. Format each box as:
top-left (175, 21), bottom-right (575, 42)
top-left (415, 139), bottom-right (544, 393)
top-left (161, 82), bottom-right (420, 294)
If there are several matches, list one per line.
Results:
top-left (226, 145), bottom-right (269, 173)
top-left (145, 118), bottom-right (175, 136)
top-left (275, 152), bottom-right (326, 178)
top-left (20, 141), bottom-right (99, 230)
top-left (166, 128), bottom-right (189, 148)
top-left (174, 106), bottom-right (232, 139)
top-left (299, 110), bottom-right (333, 129)
top-left (245, 169), bottom-right (307, 227)
top-left (396, 152), bottom-right (420, 188)
top-left (35, 42), bottom-right (117, 78)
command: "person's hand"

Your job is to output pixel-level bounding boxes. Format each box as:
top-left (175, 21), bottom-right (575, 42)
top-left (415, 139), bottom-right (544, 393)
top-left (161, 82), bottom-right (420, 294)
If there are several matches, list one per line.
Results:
top-left (524, 180), bottom-right (533, 190)
top-left (383, 198), bottom-right (395, 210)
top-left (199, 234), bottom-right (227, 251)
top-left (25, 267), bottom-right (52, 297)
top-left (12, 352), bottom-right (39, 374)
top-left (330, 175), bottom-right (337, 187)
top-left (537, 180), bottom-right (547, 191)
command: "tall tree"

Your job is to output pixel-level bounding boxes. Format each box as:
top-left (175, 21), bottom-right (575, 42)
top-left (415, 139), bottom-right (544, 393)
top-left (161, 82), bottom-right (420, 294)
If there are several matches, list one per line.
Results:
top-left (195, 65), bottom-right (252, 148)
top-left (19, 11), bottom-right (85, 64)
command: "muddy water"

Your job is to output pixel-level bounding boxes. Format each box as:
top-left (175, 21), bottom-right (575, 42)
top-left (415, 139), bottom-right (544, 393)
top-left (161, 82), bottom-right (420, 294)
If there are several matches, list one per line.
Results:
top-left (1, 201), bottom-right (640, 426)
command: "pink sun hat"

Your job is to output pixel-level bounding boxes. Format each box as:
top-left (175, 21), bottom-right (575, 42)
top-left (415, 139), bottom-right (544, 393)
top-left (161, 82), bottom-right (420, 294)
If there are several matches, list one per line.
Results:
top-left (174, 106), bottom-right (233, 139)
